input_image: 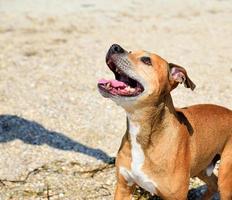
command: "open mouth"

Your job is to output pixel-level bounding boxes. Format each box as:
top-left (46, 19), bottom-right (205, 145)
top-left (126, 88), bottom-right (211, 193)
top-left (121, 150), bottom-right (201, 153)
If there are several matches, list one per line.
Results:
top-left (98, 60), bottom-right (144, 97)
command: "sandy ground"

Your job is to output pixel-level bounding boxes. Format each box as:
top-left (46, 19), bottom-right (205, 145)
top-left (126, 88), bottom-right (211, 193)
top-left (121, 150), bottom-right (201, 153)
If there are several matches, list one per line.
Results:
top-left (0, 0), bottom-right (231, 199)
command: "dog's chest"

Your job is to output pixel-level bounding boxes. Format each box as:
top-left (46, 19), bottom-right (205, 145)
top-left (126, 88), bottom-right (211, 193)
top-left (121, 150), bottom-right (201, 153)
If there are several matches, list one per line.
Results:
top-left (119, 120), bottom-right (157, 195)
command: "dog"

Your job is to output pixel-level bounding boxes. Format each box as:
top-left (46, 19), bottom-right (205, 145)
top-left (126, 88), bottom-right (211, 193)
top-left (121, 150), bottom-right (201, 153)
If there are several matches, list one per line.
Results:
top-left (97, 44), bottom-right (232, 200)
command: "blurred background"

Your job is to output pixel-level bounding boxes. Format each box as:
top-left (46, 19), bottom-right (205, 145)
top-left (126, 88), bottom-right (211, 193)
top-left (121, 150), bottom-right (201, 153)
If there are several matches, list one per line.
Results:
top-left (0, 0), bottom-right (231, 199)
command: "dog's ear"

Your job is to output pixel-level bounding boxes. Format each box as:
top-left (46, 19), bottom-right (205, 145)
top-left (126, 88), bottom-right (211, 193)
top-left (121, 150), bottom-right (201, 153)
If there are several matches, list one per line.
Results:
top-left (169, 63), bottom-right (196, 91)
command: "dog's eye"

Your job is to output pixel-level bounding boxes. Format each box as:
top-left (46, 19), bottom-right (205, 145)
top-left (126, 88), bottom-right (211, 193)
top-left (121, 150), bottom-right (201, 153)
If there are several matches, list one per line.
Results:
top-left (141, 57), bottom-right (152, 65)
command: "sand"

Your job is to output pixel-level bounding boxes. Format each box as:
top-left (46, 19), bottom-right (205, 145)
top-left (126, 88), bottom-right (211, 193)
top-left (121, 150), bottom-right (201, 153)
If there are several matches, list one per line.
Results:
top-left (0, 0), bottom-right (231, 199)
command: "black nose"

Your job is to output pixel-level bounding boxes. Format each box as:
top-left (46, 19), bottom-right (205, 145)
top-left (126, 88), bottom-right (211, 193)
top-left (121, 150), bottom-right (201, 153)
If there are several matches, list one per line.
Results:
top-left (108, 44), bottom-right (125, 55)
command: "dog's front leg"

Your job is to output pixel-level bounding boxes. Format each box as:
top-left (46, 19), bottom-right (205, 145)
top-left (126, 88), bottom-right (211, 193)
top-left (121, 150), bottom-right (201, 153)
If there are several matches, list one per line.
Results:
top-left (114, 173), bottom-right (135, 200)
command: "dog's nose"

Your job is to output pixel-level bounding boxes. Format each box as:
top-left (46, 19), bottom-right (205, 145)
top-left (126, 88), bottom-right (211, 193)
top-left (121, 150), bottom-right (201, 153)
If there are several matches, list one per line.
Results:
top-left (108, 44), bottom-right (125, 54)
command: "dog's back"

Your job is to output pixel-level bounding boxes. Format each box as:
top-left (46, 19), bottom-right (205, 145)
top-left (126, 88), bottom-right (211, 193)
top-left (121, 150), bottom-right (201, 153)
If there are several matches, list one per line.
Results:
top-left (179, 104), bottom-right (232, 137)
top-left (178, 104), bottom-right (232, 178)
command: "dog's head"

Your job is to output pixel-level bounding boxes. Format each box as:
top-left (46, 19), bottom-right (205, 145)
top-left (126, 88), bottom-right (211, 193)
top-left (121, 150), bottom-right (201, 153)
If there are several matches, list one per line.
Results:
top-left (98, 44), bottom-right (195, 109)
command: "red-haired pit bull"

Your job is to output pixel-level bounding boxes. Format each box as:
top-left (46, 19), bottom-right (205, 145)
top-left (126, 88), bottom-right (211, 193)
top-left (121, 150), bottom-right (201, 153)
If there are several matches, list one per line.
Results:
top-left (97, 44), bottom-right (232, 200)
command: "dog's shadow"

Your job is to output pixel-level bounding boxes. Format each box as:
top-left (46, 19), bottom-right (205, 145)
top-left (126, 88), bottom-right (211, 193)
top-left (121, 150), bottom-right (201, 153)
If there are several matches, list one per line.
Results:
top-left (146, 185), bottom-right (220, 200)
top-left (187, 185), bottom-right (219, 200)
top-left (0, 114), bottom-right (115, 164)
top-left (0, 115), bottom-right (221, 199)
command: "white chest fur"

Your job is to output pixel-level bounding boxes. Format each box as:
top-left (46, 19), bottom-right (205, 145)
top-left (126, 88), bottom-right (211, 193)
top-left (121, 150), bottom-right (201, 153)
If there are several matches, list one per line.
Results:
top-left (119, 119), bottom-right (157, 195)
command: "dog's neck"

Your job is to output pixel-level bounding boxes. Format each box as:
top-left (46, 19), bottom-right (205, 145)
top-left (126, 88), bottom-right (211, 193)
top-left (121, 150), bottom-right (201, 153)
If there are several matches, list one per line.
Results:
top-left (125, 93), bottom-right (177, 148)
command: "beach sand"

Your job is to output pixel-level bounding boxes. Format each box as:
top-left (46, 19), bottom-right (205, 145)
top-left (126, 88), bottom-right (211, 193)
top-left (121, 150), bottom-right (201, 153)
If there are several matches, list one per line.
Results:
top-left (0, 0), bottom-right (231, 199)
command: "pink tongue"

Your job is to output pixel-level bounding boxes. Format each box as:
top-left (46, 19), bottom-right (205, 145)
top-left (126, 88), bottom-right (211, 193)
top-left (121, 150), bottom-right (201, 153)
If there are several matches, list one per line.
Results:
top-left (98, 79), bottom-right (109, 84)
top-left (111, 80), bottom-right (127, 87)
top-left (98, 79), bottom-right (127, 88)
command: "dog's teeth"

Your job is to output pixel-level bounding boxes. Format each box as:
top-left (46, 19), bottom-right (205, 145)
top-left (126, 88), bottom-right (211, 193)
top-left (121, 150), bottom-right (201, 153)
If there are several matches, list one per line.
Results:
top-left (106, 83), bottom-right (111, 89)
top-left (124, 86), bottom-right (135, 93)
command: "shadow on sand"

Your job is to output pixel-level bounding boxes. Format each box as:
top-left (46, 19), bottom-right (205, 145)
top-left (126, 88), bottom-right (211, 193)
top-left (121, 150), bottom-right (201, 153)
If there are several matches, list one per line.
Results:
top-left (0, 115), bottom-right (220, 199)
top-left (187, 185), bottom-right (219, 200)
top-left (0, 115), bottom-right (115, 164)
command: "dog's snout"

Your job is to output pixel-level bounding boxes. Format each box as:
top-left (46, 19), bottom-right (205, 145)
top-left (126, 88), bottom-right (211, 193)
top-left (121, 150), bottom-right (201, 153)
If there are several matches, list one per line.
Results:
top-left (106, 44), bottom-right (126, 62)
top-left (107, 44), bottom-right (125, 59)
top-left (110, 44), bottom-right (125, 54)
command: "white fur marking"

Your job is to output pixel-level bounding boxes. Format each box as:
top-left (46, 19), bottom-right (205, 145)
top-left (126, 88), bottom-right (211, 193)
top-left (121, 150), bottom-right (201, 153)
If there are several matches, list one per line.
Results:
top-left (124, 119), bottom-right (157, 195)
top-left (119, 167), bottom-right (134, 186)
top-left (206, 163), bottom-right (214, 176)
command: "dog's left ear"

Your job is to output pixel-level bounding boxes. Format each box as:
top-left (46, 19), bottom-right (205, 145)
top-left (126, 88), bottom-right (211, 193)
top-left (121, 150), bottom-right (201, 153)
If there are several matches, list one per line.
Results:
top-left (169, 63), bottom-right (196, 91)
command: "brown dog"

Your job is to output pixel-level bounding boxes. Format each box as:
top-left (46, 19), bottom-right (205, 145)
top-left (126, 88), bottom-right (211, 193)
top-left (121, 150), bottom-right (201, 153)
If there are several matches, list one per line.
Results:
top-left (98, 44), bottom-right (232, 200)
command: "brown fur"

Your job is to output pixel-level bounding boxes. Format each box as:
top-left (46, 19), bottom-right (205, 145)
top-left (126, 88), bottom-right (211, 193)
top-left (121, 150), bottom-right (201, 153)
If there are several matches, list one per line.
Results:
top-left (101, 46), bottom-right (232, 200)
